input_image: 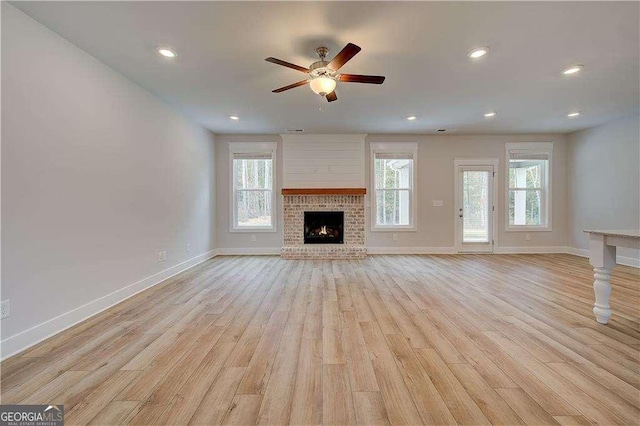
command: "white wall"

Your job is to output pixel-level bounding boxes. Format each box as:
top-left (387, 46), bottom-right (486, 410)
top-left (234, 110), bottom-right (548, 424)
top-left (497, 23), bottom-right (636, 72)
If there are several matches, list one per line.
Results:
top-left (567, 115), bottom-right (640, 264)
top-left (215, 133), bottom-right (569, 253)
top-left (1, 5), bottom-right (216, 358)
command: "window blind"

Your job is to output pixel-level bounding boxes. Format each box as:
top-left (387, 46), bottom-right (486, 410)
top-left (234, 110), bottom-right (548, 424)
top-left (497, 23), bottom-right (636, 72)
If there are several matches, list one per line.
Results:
top-left (375, 152), bottom-right (414, 160)
top-left (233, 152), bottom-right (272, 160)
top-left (508, 151), bottom-right (550, 161)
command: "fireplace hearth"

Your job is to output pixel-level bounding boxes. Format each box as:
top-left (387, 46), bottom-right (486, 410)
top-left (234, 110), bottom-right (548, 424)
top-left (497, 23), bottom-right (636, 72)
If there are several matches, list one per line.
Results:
top-left (304, 211), bottom-right (344, 244)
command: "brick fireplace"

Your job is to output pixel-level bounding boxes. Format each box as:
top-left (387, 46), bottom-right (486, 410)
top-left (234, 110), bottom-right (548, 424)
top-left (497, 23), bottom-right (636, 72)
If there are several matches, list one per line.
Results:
top-left (281, 189), bottom-right (367, 259)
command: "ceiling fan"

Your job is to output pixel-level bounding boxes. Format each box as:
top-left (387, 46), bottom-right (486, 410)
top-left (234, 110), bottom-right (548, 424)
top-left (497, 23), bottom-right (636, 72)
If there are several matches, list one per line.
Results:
top-left (265, 43), bottom-right (385, 102)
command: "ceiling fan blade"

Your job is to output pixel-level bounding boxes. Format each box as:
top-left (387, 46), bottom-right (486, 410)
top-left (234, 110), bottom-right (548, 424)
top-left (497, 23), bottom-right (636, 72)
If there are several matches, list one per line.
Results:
top-left (272, 79), bottom-right (310, 93)
top-left (265, 57), bottom-right (310, 73)
top-left (339, 74), bottom-right (386, 84)
top-left (326, 91), bottom-right (337, 102)
top-left (327, 43), bottom-right (361, 71)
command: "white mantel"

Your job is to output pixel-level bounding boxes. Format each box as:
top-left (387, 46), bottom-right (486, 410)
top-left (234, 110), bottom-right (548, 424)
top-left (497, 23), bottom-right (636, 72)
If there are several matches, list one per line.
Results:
top-left (281, 134), bottom-right (366, 188)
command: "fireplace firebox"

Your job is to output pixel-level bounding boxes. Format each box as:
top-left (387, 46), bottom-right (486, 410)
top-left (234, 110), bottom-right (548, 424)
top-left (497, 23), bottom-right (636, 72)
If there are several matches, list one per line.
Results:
top-left (304, 211), bottom-right (344, 244)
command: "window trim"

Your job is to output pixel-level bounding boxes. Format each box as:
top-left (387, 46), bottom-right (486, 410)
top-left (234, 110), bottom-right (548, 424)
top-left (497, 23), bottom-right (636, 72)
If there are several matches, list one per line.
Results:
top-left (505, 142), bottom-right (553, 232)
top-left (229, 142), bottom-right (277, 233)
top-left (370, 142), bottom-right (418, 232)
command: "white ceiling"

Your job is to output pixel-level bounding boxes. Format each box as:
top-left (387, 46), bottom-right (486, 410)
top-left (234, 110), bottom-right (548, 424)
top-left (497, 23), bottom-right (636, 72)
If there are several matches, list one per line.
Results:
top-left (11, 1), bottom-right (640, 134)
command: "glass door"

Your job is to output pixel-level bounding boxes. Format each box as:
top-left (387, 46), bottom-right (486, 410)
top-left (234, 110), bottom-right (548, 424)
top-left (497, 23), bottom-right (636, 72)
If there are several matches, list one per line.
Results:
top-left (456, 165), bottom-right (494, 253)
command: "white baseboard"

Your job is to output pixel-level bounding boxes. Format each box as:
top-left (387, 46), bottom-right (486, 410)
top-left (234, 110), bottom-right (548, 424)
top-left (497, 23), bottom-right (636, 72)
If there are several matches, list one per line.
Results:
top-left (494, 246), bottom-right (568, 254)
top-left (367, 247), bottom-right (456, 255)
top-left (565, 246), bottom-right (640, 268)
top-left (216, 247), bottom-right (281, 255)
top-left (369, 246), bottom-right (569, 255)
top-left (0, 249), bottom-right (218, 360)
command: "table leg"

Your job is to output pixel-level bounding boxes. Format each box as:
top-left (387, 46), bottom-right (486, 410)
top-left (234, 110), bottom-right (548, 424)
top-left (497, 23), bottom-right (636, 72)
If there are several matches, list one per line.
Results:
top-left (592, 267), bottom-right (613, 324)
top-left (588, 234), bottom-right (617, 324)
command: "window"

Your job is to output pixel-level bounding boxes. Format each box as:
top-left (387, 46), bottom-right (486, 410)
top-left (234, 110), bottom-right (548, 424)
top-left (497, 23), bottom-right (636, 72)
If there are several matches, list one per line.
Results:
top-left (506, 142), bottom-right (552, 231)
top-left (370, 142), bottom-right (418, 230)
top-left (229, 142), bottom-right (277, 231)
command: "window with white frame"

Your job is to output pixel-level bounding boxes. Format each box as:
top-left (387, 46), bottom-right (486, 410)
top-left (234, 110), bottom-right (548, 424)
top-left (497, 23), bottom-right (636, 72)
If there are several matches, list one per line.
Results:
top-left (230, 143), bottom-right (276, 231)
top-left (506, 142), bottom-right (552, 230)
top-left (370, 142), bottom-right (418, 230)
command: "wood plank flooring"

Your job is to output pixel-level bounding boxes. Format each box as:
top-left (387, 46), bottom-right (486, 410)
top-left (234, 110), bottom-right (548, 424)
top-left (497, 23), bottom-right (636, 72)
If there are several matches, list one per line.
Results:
top-left (1, 254), bottom-right (638, 425)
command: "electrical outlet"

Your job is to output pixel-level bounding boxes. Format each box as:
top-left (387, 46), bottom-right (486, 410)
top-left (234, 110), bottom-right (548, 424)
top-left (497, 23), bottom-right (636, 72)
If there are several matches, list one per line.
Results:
top-left (158, 251), bottom-right (167, 262)
top-left (186, 242), bottom-right (190, 253)
top-left (525, 233), bottom-right (531, 241)
top-left (251, 235), bottom-right (257, 242)
top-left (392, 234), bottom-right (398, 241)
top-left (1, 300), bottom-right (10, 319)
top-left (158, 251), bottom-right (163, 262)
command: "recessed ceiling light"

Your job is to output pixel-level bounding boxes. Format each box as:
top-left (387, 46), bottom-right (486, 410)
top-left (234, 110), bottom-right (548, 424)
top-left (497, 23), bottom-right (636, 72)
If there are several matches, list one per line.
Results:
top-left (567, 111), bottom-right (580, 118)
top-left (406, 115), bottom-right (417, 121)
top-left (229, 115), bottom-right (240, 120)
top-left (468, 47), bottom-right (488, 59)
top-left (157, 47), bottom-right (177, 58)
top-left (562, 65), bottom-right (583, 75)
top-left (484, 112), bottom-right (497, 118)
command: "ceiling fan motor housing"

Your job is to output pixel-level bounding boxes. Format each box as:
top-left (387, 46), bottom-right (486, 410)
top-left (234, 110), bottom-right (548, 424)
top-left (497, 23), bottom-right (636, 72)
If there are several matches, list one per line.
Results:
top-left (310, 47), bottom-right (337, 79)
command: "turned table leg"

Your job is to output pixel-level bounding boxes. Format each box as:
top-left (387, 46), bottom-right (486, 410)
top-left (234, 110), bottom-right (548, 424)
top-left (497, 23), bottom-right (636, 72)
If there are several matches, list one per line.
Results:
top-left (592, 267), bottom-right (613, 324)
top-left (588, 234), bottom-right (617, 324)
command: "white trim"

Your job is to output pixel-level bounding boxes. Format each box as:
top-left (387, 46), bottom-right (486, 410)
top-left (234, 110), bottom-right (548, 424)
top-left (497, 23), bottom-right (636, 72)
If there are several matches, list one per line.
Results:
top-left (453, 158), bottom-right (499, 254)
top-left (494, 246), bottom-right (566, 254)
top-left (0, 249), bottom-right (218, 360)
top-left (229, 142), bottom-right (277, 233)
top-left (367, 246), bottom-right (455, 255)
top-left (565, 246), bottom-right (640, 268)
top-left (217, 247), bottom-right (281, 255)
top-left (370, 142), bottom-right (418, 232)
top-left (505, 142), bottom-right (553, 232)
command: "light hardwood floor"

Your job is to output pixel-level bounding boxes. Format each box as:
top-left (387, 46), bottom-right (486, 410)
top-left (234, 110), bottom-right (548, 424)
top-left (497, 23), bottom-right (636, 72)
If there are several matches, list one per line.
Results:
top-left (1, 254), bottom-right (638, 425)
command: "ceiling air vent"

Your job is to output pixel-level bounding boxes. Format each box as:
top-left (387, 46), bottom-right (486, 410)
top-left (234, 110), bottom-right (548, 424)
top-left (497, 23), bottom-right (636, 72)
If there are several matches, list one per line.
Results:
top-left (437, 129), bottom-right (447, 133)
top-left (285, 129), bottom-right (305, 133)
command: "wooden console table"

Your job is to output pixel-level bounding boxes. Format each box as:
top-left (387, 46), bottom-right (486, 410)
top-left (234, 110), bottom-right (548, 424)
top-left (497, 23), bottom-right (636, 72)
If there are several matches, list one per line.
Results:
top-left (584, 229), bottom-right (640, 324)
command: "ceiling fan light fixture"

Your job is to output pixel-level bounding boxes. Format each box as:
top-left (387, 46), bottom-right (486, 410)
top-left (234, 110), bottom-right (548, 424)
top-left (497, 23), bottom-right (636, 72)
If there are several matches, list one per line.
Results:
top-left (309, 76), bottom-right (337, 96)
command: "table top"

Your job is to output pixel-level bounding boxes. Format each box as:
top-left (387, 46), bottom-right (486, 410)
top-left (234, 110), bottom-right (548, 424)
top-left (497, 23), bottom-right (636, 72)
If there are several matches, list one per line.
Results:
top-left (583, 229), bottom-right (640, 239)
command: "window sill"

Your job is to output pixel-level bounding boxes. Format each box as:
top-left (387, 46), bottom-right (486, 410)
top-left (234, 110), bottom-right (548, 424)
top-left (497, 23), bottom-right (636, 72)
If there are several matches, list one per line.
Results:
top-left (371, 226), bottom-right (417, 232)
top-left (505, 226), bottom-right (552, 232)
top-left (230, 227), bottom-right (277, 233)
